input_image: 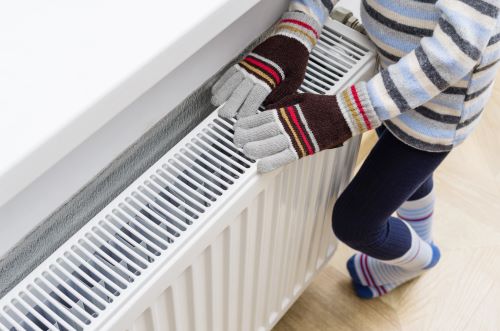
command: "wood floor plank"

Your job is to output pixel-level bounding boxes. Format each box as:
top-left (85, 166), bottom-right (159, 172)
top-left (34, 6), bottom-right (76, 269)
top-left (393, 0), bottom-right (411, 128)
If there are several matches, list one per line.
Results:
top-left (273, 265), bottom-right (402, 331)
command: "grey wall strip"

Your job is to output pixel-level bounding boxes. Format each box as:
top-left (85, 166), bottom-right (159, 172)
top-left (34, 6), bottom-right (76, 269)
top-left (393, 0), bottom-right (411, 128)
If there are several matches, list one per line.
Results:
top-left (0, 81), bottom-right (216, 298)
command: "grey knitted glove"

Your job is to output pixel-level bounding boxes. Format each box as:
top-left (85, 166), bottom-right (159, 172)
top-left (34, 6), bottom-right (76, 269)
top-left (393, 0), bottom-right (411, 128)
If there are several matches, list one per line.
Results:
top-left (211, 11), bottom-right (321, 119)
top-left (234, 84), bottom-right (380, 173)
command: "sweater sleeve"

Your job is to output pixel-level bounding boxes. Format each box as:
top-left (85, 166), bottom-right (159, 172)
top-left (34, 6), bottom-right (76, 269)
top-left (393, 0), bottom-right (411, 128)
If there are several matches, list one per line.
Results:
top-left (289, 0), bottom-right (339, 25)
top-left (337, 0), bottom-right (499, 135)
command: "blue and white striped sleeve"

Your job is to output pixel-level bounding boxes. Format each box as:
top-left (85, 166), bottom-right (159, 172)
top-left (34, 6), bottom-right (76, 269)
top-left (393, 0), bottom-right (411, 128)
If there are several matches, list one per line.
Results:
top-left (289, 0), bottom-right (339, 25)
top-left (364, 0), bottom-right (499, 121)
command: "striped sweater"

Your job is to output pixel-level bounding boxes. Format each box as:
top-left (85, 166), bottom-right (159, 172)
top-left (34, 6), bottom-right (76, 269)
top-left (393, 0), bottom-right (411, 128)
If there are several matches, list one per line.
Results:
top-left (290, 0), bottom-right (500, 152)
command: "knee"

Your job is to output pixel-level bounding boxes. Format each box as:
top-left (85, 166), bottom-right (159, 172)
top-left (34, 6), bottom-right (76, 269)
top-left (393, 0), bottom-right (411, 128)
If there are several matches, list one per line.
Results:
top-left (331, 194), bottom-right (363, 246)
top-left (332, 196), bottom-right (388, 252)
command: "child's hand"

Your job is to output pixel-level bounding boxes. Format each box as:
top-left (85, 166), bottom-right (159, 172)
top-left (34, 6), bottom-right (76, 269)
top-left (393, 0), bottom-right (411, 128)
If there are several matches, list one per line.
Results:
top-left (233, 93), bottom-right (348, 173)
top-left (234, 85), bottom-right (381, 173)
top-left (211, 11), bottom-right (321, 119)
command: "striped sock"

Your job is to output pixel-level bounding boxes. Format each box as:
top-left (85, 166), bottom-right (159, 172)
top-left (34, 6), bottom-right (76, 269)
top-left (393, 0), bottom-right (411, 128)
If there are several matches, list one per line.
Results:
top-left (397, 189), bottom-right (435, 243)
top-left (346, 223), bottom-right (440, 298)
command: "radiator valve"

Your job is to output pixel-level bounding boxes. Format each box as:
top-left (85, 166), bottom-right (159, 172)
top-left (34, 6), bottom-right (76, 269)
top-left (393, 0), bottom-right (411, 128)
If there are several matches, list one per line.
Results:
top-left (330, 7), bottom-right (366, 35)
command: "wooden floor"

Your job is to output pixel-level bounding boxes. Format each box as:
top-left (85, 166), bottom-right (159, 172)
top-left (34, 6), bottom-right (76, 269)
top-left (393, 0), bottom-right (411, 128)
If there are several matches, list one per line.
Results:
top-left (274, 82), bottom-right (500, 330)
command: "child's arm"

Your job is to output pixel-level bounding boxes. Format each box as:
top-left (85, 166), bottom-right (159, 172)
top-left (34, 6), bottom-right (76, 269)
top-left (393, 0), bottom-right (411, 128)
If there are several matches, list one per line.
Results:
top-left (234, 0), bottom-right (499, 173)
top-left (282, 0), bottom-right (499, 134)
top-left (363, 0), bottom-right (498, 124)
top-left (288, 0), bottom-right (338, 25)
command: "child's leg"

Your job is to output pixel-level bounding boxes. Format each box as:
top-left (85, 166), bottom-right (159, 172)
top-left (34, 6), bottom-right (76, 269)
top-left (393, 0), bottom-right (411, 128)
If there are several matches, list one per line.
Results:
top-left (397, 176), bottom-right (434, 243)
top-left (345, 177), bottom-right (437, 298)
top-left (332, 128), bottom-right (448, 298)
top-left (378, 126), bottom-right (436, 244)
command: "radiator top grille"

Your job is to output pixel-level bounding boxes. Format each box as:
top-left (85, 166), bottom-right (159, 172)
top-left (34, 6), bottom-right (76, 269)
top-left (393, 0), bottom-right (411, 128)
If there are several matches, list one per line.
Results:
top-left (300, 25), bottom-right (370, 94)
top-left (1, 117), bottom-right (249, 331)
top-left (0, 20), bottom-right (374, 331)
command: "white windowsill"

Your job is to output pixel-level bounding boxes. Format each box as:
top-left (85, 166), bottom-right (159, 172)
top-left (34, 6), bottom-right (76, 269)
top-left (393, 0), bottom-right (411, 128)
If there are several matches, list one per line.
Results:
top-left (0, 0), bottom-right (260, 207)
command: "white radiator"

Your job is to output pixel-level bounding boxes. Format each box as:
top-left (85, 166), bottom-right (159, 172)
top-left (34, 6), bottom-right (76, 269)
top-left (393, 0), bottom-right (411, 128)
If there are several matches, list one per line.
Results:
top-left (0, 20), bottom-right (375, 331)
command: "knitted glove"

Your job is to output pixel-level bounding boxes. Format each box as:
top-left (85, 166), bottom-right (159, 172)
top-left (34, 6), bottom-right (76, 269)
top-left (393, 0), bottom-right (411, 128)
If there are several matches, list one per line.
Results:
top-left (234, 83), bottom-right (381, 173)
top-left (211, 11), bottom-right (321, 119)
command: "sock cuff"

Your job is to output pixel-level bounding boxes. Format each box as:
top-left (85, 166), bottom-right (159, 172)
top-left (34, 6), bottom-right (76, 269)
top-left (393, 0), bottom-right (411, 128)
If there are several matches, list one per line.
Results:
top-left (399, 189), bottom-right (435, 212)
top-left (385, 222), bottom-right (433, 269)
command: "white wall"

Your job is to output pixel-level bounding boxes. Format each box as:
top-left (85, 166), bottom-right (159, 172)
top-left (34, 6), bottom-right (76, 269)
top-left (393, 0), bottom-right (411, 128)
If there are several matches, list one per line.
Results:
top-left (338, 0), bottom-right (361, 19)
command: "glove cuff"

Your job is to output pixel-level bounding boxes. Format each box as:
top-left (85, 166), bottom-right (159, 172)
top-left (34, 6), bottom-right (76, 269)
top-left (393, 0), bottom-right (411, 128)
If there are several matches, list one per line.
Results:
top-left (337, 82), bottom-right (381, 136)
top-left (273, 11), bottom-right (322, 52)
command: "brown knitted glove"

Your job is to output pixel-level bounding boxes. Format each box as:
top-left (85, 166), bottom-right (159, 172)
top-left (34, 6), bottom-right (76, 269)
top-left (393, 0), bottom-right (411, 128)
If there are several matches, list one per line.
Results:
top-left (234, 83), bottom-right (382, 172)
top-left (211, 11), bottom-right (322, 119)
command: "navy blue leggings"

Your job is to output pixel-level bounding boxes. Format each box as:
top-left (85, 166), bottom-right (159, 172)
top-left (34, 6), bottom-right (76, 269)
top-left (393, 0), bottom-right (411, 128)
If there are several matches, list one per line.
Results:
top-left (332, 127), bottom-right (449, 260)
